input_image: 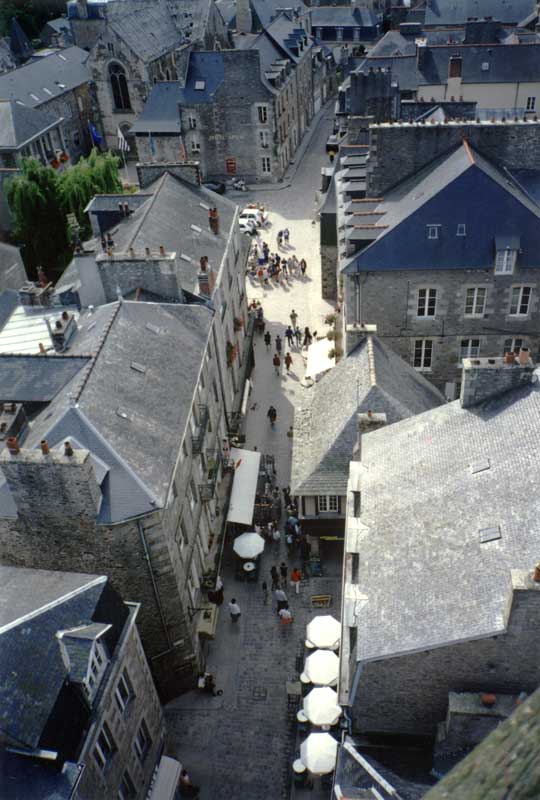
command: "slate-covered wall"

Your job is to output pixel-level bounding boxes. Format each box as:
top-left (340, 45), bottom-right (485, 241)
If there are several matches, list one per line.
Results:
top-left (352, 581), bottom-right (540, 737)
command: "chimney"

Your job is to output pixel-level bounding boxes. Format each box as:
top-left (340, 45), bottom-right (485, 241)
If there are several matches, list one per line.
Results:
top-left (208, 207), bottom-right (220, 235)
top-left (460, 357), bottom-right (536, 409)
top-left (39, 342), bottom-right (46, 354)
top-left (236, 0), bottom-right (253, 34)
top-left (159, 245), bottom-right (166, 255)
top-left (353, 411), bottom-right (387, 461)
top-left (64, 441), bottom-right (74, 457)
top-left (416, 38), bottom-right (428, 70)
top-left (40, 440), bottom-right (50, 455)
top-left (198, 256), bottom-right (216, 297)
top-left (6, 436), bottom-right (20, 455)
top-left (533, 563), bottom-right (540, 582)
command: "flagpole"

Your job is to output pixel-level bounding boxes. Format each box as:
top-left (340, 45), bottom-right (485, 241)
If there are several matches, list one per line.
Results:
top-left (121, 148), bottom-right (129, 183)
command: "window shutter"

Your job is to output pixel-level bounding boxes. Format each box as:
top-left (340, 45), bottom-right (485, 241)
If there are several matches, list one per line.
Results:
top-left (314, 496), bottom-right (318, 515)
top-left (337, 496), bottom-right (342, 515)
top-left (301, 496), bottom-right (306, 516)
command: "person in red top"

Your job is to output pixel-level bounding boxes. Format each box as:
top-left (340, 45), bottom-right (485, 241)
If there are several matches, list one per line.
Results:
top-left (290, 567), bottom-right (302, 594)
top-left (273, 353), bottom-right (281, 375)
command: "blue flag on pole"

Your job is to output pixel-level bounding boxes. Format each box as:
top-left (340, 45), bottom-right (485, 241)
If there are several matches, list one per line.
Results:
top-left (89, 121), bottom-right (103, 145)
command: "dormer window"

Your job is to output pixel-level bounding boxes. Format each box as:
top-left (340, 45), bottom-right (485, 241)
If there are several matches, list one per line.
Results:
top-left (448, 55), bottom-right (462, 78)
top-left (427, 224), bottom-right (440, 240)
top-left (456, 223), bottom-right (466, 237)
top-left (494, 247), bottom-right (517, 274)
top-left (85, 640), bottom-right (109, 698)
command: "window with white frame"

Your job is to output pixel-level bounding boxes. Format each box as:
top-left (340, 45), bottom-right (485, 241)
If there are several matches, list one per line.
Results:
top-left (257, 104), bottom-right (268, 123)
top-left (417, 287), bottom-right (437, 317)
top-left (134, 719), bottom-right (152, 762)
top-left (464, 287), bottom-right (486, 316)
top-left (191, 139), bottom-right (201, 153)
top-left (494, 248), bottom-right (517, 274)
top-left (114, 670), bottom-right (134, 714)
top-left (189, 479), bottom-right (197, 510)
top-left (118, 771), bottom-right (136, 800)
top-left (526, 96), bottom-right (536, 111)
top-left (504, 337), bottom-right (524, 355)
top-left (318, 495), bottom-right (339, 513)
top-left (86, 641), bottom-right (108, 696)
top-left (259, 129), bottom-right (269, 148)
top-left (509, 286), bottom-right (532, 316)
top-left (94, 723), bottom-right (116, 771)
top-left (460, 338), bottom-right (481, 361)
top-left (261, 156), bottom-right (271, 174)
top-left (188, 114), bottom-right (197, 129)
top-left (456, 223), bottom-right (466, 236)
top-left (427, 224), bottom-right (440, 240)
top-left (414, 339), bottom-right (433, 370)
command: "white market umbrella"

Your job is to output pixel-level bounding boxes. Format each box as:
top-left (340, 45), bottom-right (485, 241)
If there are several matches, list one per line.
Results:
top-left (306, 614), bottom-right (341, 650)
top-left (233, 532), bottom-right (265, 559)
top-left (304, 649), bottom-right (339, 686)
top-left (300, 732), bottom-right (338, 775)
top-left (303, 686), bottom-right (342, 727)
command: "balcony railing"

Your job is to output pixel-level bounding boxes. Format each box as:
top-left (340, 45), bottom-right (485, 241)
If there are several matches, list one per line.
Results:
top-left (198, 449), bottom-right (221, 502)
top-left (191, 404), bottom-right (209, 454)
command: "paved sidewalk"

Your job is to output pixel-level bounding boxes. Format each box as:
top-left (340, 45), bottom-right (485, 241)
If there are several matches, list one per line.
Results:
top-left (165, 111), bottom-right (340, 800)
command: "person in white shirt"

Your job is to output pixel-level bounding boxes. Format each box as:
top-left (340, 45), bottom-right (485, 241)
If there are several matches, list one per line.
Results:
top-left (228, 598), bottom-right (241, 622)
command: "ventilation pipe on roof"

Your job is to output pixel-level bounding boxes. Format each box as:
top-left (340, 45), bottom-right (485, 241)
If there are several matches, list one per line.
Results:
top-left (40, 440), bottom-right (50, 455)
top-left (6, 437), bottom-right (20, 455)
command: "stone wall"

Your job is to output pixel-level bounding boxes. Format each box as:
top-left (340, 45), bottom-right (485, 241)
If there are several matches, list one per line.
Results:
top-left (76, 610), bottom-right (165, 800)
top-left (352, 577), bottom-right (540, 736)
top-left (350, 68), bottom-right (399, 121)
top-left (136, 161), bottom-right (201, 188)
top-left (321, 242), bottom-right (338, 301)
top-left (366, 120), bottom-right (540, 197)
top-left (95, 252), bottom-right (183, 301)
top-left (41, 83), bottom-right (95, 163)
top-left (343, 267), bottom-right (540, 390)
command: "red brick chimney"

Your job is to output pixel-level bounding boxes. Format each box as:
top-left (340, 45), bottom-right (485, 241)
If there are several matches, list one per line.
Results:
top-left (198, 255), bottom-right (216, 297)
top-left (6, 437), bottom-right (19, 455)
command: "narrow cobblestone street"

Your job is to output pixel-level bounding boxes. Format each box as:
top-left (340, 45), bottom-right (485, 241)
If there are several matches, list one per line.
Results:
top-left (164, 111), bottom-right (344, 798)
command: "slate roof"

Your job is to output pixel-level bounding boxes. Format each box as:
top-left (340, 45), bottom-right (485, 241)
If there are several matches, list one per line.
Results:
top-left (0, 46), bottom-right (89, 107)
top-left (0, 99), bottom-right (62, 150)
top-left (423, 0), bottom-right (535, 26)
top-left (0, 752), bottom-right (83, 800)
top-left (107, 0), bottom-right (185, 63)
top-left (0, 354), bottom-right (91, 402)
top-left (353, 369), bottom-right (540, 662)
top-left (1, 300), bottom-right (213, 523)
top-left (0, 39), bottom-right (16, 74)
top-left (130, 83), bottom-right (183, 134)
top-left (312, 6), bottom-right (378, 28)
top-left (111, 172), bottom-right (237, 294)
top-left (0, 566), bottom-right (108, 748)
top-left (342, 142), bottom-right (540, 274)
top-left (358, 39), bottom-right (540, 90)
top-left (291, 335), bottom-right (444, 495)
top-left (0, 243), bottom-right (26, 293)
top-left (251, 0), bottom-right (310, 30)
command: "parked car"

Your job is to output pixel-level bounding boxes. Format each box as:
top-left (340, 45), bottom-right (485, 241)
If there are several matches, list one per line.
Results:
top-left (238, 206), bottom-right (268, 229)
top-left (239, 217), bottom-right (258, 234)
top-left (203, 181), bottom-right (226, 195)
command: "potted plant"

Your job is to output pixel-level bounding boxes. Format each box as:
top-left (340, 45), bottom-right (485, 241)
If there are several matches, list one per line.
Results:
top-left (50, 158), bottom-right (60, 169)
top-left (59, 152), bottom-right (69, 163)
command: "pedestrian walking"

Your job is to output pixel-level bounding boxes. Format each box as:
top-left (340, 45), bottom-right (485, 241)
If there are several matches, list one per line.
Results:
top-left (290, 309), bottom-right (298, 328)
top-left (282, 260), bottom-right (288, 277)
top-left (263, 242), bottom-right (269, 262)
top-left (272, 527), bottom-right (281, 548)
top-left (303, 327), bottom-right (312, 348)
top-left (264, 330), bottom-right (271, 350)
top-left (291, 255), bottom-right (299, 274)
top-left (285, 352), bottom-right (293, 372)
top-left (290, 567), bottom-right (302, 594)
top-left (285, 325), bottom-right (294, 347)
top-left (280, 561), bottom-right (288, 588)
top-left (275, 334), bottom-right (282, 353)
top-left (294, 326), bottom-right (302, 347)
top-left (287, 425), bottom-right (294, 441)
top-left (283, 485), bottom-right (291, 506)
top-left (300, 258), bottom-right (307, 276)
top-left (274, 587), bottom-right (288, 613)
top-left (279, 607), bottom-right (293, 625)
top-left (228, 598), bottom-right (241, 623)
top-left (286, 531), bottom-right (293, 554)
top-left (272, 353), bottom-right (281, 376)
top-left (257, 267), bottom-right (264, 285)
top-left (284, 227), bottom-right (290, 246)
top-left (263, 267), bottom-right (269, 286)
top-left (262, 581), bottom-right (269, 604)
top-left (277, 230), bottom-right (283, 248)
top-left (267, 405), bottom-right (277, 426)
top-left (270, 565), bottom-right (279, 590)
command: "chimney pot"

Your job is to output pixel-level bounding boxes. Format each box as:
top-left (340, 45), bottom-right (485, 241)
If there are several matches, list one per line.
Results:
top-left (61, 311), bottom-right (69, 321)
top-left (533, 562), bottom-right (540, 582)
top-left (145, 247), bottom-right (151, 257)
top-left (40, 439), bottom-right (50, 455)
top-left (159, 245), bottom-right (165, 255)
top-left (480, 693), bottom-right (497, 708)
top-left (518, 347), bottom-right (530, 365)
top-left (128, 246), bottom-right (135, 257)
top-left (64, 441), bottom-right (74, 457)
top-left (39, 342), bottom-right (46, 354)
top-left (504, 352), bottom-right (515, 364)
top-left (7, 436), bottom-right (20, 455)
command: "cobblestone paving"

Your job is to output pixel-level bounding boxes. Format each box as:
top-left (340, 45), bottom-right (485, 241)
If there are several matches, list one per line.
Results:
top-left (165, 109), bottom-right (341, 800)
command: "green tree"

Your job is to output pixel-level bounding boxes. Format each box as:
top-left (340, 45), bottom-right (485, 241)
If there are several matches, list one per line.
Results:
top-left (6, 158), bottom-right (69, 279)
top-left (59, 149), bottom-right (122, 237)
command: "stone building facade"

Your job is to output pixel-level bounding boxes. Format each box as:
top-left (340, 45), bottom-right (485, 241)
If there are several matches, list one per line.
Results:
top-left (69, 0), bottom-right (228, 153)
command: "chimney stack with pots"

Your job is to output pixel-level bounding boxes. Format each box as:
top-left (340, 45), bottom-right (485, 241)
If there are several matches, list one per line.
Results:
top-left (6, 437), bottom-right (20, 455)
top-left (460, 356), bottom-right (536, 409)
top-left (40, 440), bottom-right (50, 455)
top-left (353, 411), bottom-right (387, 461)
top-left (198, 255), bottom-right (216, 297)
top-left (64, 441), bottom-right (74, 457)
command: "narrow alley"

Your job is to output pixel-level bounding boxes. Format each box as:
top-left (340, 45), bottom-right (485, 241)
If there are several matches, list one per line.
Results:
top-left (165, 111), bottom-right (344, 798)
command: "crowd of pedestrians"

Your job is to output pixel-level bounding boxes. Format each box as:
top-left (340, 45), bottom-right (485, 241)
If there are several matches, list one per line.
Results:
top-left (249, 228), bottom-right (309, 287)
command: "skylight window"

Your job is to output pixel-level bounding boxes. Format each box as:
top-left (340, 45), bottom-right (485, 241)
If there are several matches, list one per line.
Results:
top-left (199, 202), bottom-right (210, 210)
top-left (30, 93), bottom-right (40, 102)
top-left (145, 322), bottom-right (161, 334)
top-left (481, 62), bottom-right (489, 71)
top-left (194, 80), bottom-right (206, 90)
top-left (43, 88), bottom-right (53, 96)
top-left (130, 361), bottom-right (146, 373)
top-left (116, 407), bottom-right (132, 421)
top-left (427, 224), bottom-right (440, 240)
top-left (190, 224), bottom-right (202, 234)
top-left (180, 253), bottom-right (192, 262)
top-left (58, 53), bottom-right (67, 61)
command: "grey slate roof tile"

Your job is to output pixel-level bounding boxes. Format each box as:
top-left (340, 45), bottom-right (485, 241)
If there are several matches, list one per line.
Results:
top-left (108, 0), bottom-right (185, 63)
top-left (0, 46), bottom-right (89, 107)
top-left (291, 335), bottom-right (444, 495)
top-left (0, 99), bottom-right (61, 150)
top-left (0, 354), bottom-right (90, 402)
top-left (354, 372), bottom-right (540, 663)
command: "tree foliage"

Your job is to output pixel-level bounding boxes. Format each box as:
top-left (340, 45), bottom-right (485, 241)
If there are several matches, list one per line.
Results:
top-left (6, 158), bottom-right (69, 278)
top-left (6, 150), bottom-right (123, 280)
top-left (0, 0), bottom-right (63, 39)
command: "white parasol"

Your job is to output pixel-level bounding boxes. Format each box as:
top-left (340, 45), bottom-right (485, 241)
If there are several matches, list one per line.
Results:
top-left (232, 532), bottom-right (265, 559)
top-left (302, 686), bottom-right (342, 727)
top-left (304, 649), bottom-right (339, 686)
top-left (306, 614), bottom-right (341, 650)
top-left (300, 732), bottom-right (338, 775)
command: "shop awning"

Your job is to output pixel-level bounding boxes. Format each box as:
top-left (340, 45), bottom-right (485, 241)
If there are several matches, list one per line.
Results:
top-left (305, 338), bottom-right (335, 380)
top-left (148, 756), bottom-right (181, 800)
top-left (226, 447), bottom-right (261, 526)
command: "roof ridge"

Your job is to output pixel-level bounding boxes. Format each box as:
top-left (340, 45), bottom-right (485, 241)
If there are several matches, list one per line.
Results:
top-left (366, 335), bottom-right (377, 387)
top-left (73, 303), bottom-right (122, 402)
top-left (462, 137), bottom-right (475, 165)
top-left (124, 174), bottom-right (168, 250)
